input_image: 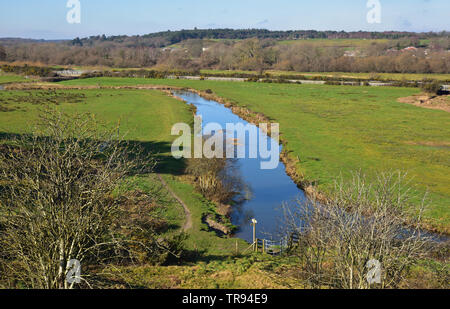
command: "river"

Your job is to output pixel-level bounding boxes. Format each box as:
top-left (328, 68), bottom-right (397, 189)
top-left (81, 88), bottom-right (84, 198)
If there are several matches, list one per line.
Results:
top-left (173, 91), bottom-right (306, 243)
top-left (173, 90), bottom-right (448, 244)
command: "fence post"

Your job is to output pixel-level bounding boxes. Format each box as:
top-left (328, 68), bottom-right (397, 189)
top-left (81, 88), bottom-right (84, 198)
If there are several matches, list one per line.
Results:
top-left (262, 239), bottom-right (265, 254)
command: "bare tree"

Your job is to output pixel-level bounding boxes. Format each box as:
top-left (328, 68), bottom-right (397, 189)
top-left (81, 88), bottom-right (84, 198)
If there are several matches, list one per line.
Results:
top-left (232, 39), bottom-right (276, 73)
top-left (186, 156), bottom-right (249, 205)
top-left (0, 45), bottom-right (6, 61)
top-left (0, 109), bottom-right (159, 289)
top-left (283, 171), bottom-right (431, 289)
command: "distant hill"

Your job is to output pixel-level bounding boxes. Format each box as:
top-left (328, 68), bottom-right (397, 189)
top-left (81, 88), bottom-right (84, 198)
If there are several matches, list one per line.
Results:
top-left (0, 38), bottom-right (68, 46)
top-left (1, 29), bottom-right (447, 48)
top-left (76, 29), bottom-right (449, 47)
top-left (1, 29), bottom-right (448, 74)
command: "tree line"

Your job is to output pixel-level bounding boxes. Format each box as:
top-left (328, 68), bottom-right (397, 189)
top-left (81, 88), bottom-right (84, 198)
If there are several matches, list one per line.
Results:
top-left (79, 29), bottom-right (450, 46)
top-left (0, 31), bottom-right (449, 74)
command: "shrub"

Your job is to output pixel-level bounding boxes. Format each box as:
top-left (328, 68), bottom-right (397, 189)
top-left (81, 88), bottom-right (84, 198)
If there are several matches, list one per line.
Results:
top-left (421, 79), bottom-right (443, 95)
top-left (283, 171), bottom-right (431, 289)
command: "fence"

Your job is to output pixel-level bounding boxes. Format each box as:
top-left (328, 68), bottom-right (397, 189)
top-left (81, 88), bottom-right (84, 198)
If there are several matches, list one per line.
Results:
top-left (250, 232), bottom-right (301, 255)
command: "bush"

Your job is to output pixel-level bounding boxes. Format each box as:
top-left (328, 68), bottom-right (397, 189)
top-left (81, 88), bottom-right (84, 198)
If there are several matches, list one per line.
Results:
top-left (0, 64), bottom-right (55, 77)
top-left (0, 110), bottom-right (182, 288)
top-left (283, 171), bottom-right (431, 289)
top-left (421, 79), bottom-right (443, 95)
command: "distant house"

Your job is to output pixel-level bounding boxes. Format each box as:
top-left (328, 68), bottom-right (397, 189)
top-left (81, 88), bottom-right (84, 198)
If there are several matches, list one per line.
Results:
top-left (402, 46), bottom-right (418, 52)
top-left (162, 47), bottom-right (185, 53)
top-left (56, 70), bottom-right (84, 77)
top-left (386, 48), bottom-right (399, 54)
top-left (344, 50), bottom-right (356, 57)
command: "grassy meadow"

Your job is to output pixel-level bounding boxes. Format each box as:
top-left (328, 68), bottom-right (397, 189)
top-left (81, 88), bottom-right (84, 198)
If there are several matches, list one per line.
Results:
top-left (0, 74), bottom-right (34, 84)
top-left (0, 89), bottom-right (190, 142)
top-left (0, 88), bottom-right (249, 255)
top-left (62, 67), bottom-right (450, 82)
top-left (0, 87), bottom-right (261, 288)
top-left (266, 70), bottom-right (450, 82)
top-left (59, 77), bottom-right (450, 232)
top-left (199, 69), bottom-right (450, 82)
top-left (0, 77), bottom-right (448, 288)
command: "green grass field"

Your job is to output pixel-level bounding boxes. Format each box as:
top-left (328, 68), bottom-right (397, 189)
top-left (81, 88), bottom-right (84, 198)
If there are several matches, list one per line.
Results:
top-left (0, 88), bottom-right (248, 256)
top-left (59, 77), bottom-right (450, 233)
top-left (0, 78), bottom-right (448, 288)
top-left (267, 71), bottom-right (450, 82)
top-left (199, 69), bottom-right (450, 82)
top-left (0, 74), bottom-right (34, 84)
top-left (0, 88), bottom-right (193, 183)
top-left (0, 89), bottom-right (190, 141)
top-left (61, 66), bottom-right (450, 82)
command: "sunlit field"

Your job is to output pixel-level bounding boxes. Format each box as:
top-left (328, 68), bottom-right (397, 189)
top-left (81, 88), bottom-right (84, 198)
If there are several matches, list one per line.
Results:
top-left (57, 77), bottom-right (450, 233)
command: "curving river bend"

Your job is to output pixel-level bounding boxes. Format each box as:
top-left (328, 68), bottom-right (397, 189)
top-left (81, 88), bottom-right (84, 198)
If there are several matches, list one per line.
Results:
top-left (174, 91), bottom-right (306, 243)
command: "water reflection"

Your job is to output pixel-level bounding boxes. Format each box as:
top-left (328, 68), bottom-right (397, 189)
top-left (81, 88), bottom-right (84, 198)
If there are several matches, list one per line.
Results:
top-left (173, 91), bottom-right (307, 243)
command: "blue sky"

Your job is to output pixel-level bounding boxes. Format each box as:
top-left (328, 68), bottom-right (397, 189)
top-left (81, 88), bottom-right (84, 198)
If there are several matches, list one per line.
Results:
top-left (0, 0), bottom-right (449, 39)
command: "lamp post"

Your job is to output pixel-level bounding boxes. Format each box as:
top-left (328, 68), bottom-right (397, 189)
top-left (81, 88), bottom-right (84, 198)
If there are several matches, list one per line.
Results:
top-left (251, 218), bottom-right (258, 246)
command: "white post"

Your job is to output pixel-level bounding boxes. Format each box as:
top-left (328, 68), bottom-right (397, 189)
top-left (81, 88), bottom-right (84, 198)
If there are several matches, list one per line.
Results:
top-left (251, 218), bottom-right (258, 246)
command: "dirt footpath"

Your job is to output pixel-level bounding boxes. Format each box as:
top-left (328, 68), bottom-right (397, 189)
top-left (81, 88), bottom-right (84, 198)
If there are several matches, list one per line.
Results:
top-left (157, 174), bottom-right (193, 232)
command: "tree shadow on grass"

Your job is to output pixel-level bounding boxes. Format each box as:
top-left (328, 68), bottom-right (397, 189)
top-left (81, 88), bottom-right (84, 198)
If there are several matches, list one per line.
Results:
top-left (125, 140), bottom-right (187, 176)
top-left (0, 132), bottom-right (22, 140)
top-left (0, 132), bottom-right (187, 177)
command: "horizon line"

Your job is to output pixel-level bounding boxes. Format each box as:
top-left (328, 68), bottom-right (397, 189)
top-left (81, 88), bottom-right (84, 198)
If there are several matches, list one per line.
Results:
top-left (1, 28), bottom-right (449, 42)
